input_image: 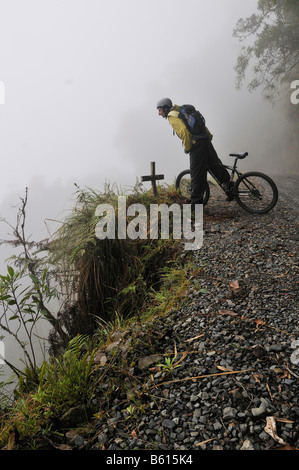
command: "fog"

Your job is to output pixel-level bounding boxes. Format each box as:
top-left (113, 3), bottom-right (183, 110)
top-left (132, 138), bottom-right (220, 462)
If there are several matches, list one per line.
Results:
top-left (1, 0), bottom-right (298, 241)
top-left (0, 0), bottom-right (298, 376)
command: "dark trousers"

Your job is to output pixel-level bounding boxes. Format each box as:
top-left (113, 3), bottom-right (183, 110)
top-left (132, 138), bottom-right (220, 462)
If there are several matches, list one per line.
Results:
top-left (189, 139), bottom-right (230, 205)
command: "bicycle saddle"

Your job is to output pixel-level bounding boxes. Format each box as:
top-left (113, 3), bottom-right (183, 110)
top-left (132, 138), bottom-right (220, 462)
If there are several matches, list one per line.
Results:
top-left (229, 152), bottom-right (248, 159)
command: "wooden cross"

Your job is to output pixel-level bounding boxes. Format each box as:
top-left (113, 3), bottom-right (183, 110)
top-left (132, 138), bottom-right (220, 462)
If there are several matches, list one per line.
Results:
top-left (141, 162), bottom-right (164, 197)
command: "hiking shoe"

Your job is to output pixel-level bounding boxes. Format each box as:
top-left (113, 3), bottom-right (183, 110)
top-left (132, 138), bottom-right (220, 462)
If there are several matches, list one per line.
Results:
top-left (226, 192), bottom-right (234, 202)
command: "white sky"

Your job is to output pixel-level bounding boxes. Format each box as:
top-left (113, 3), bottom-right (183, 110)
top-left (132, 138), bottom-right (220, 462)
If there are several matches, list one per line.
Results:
top-left (0, 0), bottom-right (296, 243)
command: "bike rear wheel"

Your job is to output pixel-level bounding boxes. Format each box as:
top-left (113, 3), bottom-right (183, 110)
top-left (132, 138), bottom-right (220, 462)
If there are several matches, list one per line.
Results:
top-left (234, 171), bottom-right (278, 214)
top-left (175, 170), bottom-right (210, 205)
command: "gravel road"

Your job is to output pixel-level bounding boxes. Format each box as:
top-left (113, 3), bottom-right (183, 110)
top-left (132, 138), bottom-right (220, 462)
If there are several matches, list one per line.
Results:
top-left (90, 174), bottom-right (298, 452)
top-left (274, 175), bottom-right (299, 213)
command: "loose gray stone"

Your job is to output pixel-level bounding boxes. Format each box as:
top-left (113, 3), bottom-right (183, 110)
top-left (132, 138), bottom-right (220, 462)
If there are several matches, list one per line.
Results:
top-left (213, 420), bottom-right (222, 431)
top-left (223, 407), bottom-right (237, 420)
top-left (163, 419), bottom-right (176, 429)
top-left (251, 398), bottom-right (270, 417)
top-left (193, 409), bottom-right (201, 420)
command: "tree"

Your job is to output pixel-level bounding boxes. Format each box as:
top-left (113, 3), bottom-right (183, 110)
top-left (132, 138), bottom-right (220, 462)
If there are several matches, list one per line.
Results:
top-left (233, 0), bottom-right (299, 101)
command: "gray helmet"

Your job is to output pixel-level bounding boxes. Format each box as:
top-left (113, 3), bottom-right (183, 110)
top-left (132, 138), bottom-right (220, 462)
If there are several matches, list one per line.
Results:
top-left (156, 98), bottom-right (173, 110)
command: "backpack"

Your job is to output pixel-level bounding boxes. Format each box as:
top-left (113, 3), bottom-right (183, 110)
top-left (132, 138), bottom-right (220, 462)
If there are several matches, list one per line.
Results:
top-left (178, 104), bottom-right (207, 140)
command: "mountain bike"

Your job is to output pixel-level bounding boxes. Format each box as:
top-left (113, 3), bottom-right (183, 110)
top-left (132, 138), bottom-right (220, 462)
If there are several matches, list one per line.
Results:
top-left (175, 152), bottom-right (278, 214)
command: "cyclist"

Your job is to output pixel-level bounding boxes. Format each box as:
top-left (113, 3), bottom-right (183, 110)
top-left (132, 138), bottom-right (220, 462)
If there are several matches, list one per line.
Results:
top-left (157, 98), bottom-right (232, 208)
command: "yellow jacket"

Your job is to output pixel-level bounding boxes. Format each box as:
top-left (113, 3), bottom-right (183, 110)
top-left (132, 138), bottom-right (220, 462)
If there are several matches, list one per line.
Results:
top-left (167, 104), bottom-right (212, 153)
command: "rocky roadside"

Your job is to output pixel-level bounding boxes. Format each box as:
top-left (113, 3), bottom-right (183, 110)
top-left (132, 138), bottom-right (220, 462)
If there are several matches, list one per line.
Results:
top-left (5, 181), bottom-right (297, 452)
top-left (59, 183), bottom-right (298, 452)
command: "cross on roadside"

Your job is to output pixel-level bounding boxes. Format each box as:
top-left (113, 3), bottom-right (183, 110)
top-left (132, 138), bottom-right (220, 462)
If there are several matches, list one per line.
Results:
top-left (141, 162), bottom-right (164, 197)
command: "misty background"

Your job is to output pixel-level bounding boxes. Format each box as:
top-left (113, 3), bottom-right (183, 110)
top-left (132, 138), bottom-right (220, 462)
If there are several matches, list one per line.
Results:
top-left (0, 1), bottom-right (298, 375)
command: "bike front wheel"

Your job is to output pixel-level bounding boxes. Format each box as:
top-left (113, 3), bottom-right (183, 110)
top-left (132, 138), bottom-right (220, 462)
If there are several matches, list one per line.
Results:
top-left (234, 171), bottom-right (278, 214)
top-left (175, 170), bottom-right (210, 205)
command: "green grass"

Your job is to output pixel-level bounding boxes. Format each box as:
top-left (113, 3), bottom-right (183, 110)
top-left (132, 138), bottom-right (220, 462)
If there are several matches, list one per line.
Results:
top-left (47, 184), bottom-right (189, 350)
top-left (0, 183), bottom-right (202, 448)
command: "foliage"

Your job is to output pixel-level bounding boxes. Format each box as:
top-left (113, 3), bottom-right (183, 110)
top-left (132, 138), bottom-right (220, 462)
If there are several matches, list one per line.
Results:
top-left (0, 183), bottom-right (188, 373)
top-left (0, 257), bottom-right (199, 448)
top-left (147, 263), bottom-right (197, 318)
top-left (32, 334), bottom-right (96, 411)
top-left (0, 188), bottom-right (68, 379)
top-left (47, 183), bottom-right (187, 353)
top-left (157, 356), bottom-right (181, 373)
top-left (0, 334), bottom-right (96, 446)
top-left (0, 265), bottom-right (54, 376)
top-left (0, 183), bottom-right (197, 448)
top-left (233, 0), bottom-right (299, 101)
top-left (0, 371), bottom-right (15, 409)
